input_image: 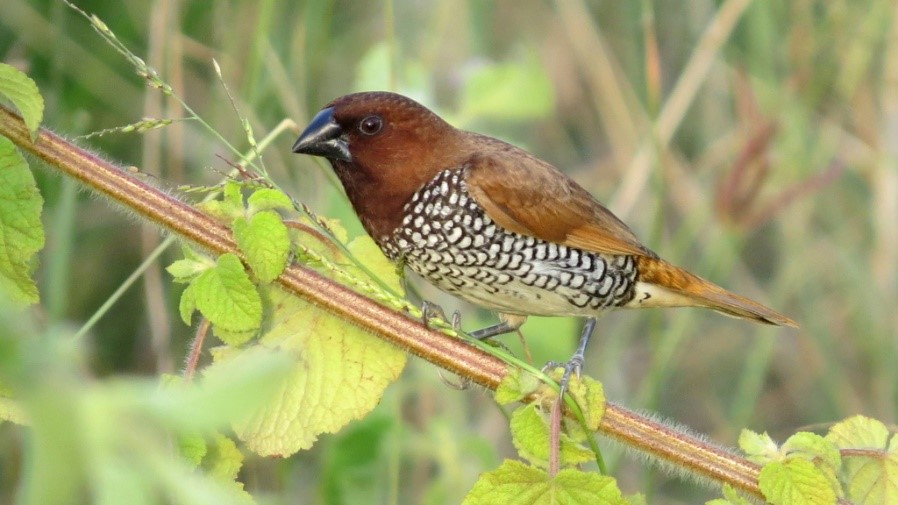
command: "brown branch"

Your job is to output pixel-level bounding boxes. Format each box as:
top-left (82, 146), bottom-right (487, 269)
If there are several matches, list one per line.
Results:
top-left (0, 105), bottom-right (763, 500)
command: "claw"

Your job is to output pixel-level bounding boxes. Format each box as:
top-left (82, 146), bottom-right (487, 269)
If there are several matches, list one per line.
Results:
top-left (438, 369), bottom-right (471, 390)
top-left (420, 300), bottom-right (448, 329)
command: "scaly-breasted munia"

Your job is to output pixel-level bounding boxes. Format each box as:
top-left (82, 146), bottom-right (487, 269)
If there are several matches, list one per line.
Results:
top-left (292, 91), bottom-right (796, 389)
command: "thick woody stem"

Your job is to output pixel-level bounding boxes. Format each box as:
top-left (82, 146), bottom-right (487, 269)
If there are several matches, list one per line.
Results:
top-left (0, 106), bottom-right (763, 500)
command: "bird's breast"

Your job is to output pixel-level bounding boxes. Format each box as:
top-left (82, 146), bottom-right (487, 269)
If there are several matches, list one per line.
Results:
top-left (379, 168), bottom-right (639, 317)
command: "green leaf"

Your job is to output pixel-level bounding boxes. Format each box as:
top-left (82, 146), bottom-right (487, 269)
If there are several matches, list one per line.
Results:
top-left (232, 211), bottom-right (290, 283)
top-left (0, 62), bottom-right (44, 136)
top-left (739, 429), bottom-right (780, 464)
top-left (842, 451), bottom-right (898, 505)
top-left (510, 404), bottom-right (594, 468)
top-left (564, 374), bottom-right (605, 431)
top-left (192, 253), bottom-right (262, 345)
top-left (783, 432), bottom-right (841, 470)
top-left (178, 433), bottom-right (207, 467)
top-left (495, 369), bottom-right (540, 405)
top-left (462, 460), bottom-right (626, 505)
top-left (198, 181), bottom-right (245, 221)
top-left (167, 257), bottom-right (211, 282)
top-left (246, 188), bottom-right (293, 213)
top-left (826, 415), bottom-right (889, 450)
top-left (203, 433), bottom-right (244, 482)
top-left (219, 287), bottom-right (406, 457)
top-left (179, 283), bottom-right (197, 325)
top-left (827, 416), bottom-right (898, 505)
top-left (0, 136), bottom-right (45, 304)
top-left (459, 55), bottom-right (554, 123)
top-left (758, 458), bottom-right (837, 505)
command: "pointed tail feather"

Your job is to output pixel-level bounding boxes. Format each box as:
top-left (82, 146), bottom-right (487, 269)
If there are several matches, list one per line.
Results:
top-left (631, 257), bottom-right (798, 328)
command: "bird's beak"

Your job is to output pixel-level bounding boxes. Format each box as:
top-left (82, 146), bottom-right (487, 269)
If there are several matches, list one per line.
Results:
top-left (291, 107), bottom-right (352, 162)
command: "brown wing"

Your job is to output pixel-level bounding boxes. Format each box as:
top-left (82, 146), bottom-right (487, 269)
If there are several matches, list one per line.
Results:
top-left (463, 149), bottom-right (653, 257)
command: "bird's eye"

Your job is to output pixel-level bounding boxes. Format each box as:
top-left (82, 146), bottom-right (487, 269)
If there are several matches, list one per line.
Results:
top-left (358, 115), bottom-right (383, 136)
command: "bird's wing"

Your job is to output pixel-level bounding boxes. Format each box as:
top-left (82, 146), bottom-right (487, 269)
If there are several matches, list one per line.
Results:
top-left (464, 152), bottom-right (652, 257)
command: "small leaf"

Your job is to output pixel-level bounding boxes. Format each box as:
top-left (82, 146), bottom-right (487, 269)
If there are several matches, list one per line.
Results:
top-left (192, 253), bottom-right (262, 345)
top-left (178, 283), bottom-right (197, 325)
top-left (0, 62), bottom-right (44, 136)
top-left (232, 211), bottom-right (290, 283)
top-left (247, 188), bottom-right (293, 213)
top-left (223, 287), bottom-right (406, 456)
top-left (826, 415), bottom-right (889, 450)
top-left (510, 404), bottom-right (594, 468)
top-left (565, 374), bottom-right (605, 431)
top-left (178, 434), bottom-right (207, 467)
top-left (0, 136), bottom-right (45, 304)
top-left (495, 369), bottom-right (540, 405)
top-left (826, 417), bottom-right (898, 505)
top-left (739, 429), bottom-right (780, 464)
top-left (783, 432), bottom-right (840, 470)
top-left (462, 459), bottom-right (626, 505)
top-left (166, 257), bottom-right (211, 282)
top-left (758, 458), bottom-right (837, 505)
top-left (203, 433), bottom-right (244, 481)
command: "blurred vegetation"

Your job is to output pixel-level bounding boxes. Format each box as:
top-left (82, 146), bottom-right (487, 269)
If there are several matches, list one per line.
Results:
top-left (1, 0), bottom-right (896, 503)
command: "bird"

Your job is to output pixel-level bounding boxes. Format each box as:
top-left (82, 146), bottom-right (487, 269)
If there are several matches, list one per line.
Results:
top-left (291, 91), bottom-right (797, 391)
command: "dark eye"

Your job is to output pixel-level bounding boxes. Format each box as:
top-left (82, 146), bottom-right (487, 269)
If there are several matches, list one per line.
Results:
top-left (358, 115), bottom-right (383, 135)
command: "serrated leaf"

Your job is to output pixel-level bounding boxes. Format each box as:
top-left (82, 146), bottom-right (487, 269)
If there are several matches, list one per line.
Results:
top-left (495, 369), bottom-right (540, 405)
top-left (564, 374), bottom-right (605, 431)
top-left (0, 136), bottom-right (45, 304)
top-left (232, 211), bottom-right (290, 283)
top-left (166, 257), bottom-right (211, 282)
top-left (178, 433), bottom-right (207, 467)
top-left (0, 62), bottom-right (44, 136)
top-left (459, 55), bottom-right (554, 123)
top-left (220, 287), bottom-right (406, 457)
top-left (758, 458), bottom-right (837, 505)
top-left (510, 404), bottom-right (594, 468)
top-left (246, 188), bottom-right (293, 213)
top-left (204, 433), bottom-right (243, 481)
top-left (192, 253), bottom-right (262, 344)
top-left (826, 415), bottom-right (889, 450)
top-left (783, 432), bottom-right (840, 470)
top-left (739, 429), bottom-right (780, 464)
top-left (462, 459), bottom-right (626, 505)
top-left (223, 180), bottom-right (244, 209)
top-left (842, 451), bottom-right (898, 505)
top-left (179, 283), bottom-right (197, 325)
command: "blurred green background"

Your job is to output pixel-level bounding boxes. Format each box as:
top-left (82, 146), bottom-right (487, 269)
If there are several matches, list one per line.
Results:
top-left (1, 0), bottom-right (896, 503)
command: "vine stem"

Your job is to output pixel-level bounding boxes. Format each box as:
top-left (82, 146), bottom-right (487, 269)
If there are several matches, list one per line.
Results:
top-left (0, 106), bottom-right (763, 501)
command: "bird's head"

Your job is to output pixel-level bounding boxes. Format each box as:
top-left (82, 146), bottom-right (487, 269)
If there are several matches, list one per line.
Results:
top-left (292, 92), bottom-right (461, 239)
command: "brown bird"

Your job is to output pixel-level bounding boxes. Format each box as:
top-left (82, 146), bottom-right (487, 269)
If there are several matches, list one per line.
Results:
top-left (292, 91), bottom-right (796, 389)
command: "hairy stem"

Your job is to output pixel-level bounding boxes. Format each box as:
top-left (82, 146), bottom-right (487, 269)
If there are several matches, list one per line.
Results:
top-left (0, 106), bottom-right (762, 500)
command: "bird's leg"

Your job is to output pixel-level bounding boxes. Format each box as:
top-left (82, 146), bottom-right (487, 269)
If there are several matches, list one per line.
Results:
top-left (469, 313), bottom-right (528, 340)
top-left (420, 300), bottom-right (459, 330)
top-left (557, 317), bottom-right (597, 398)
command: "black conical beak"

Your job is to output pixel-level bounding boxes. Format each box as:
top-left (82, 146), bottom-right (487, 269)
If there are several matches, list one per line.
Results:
top-left (291, 107), bottom-right (352, 162)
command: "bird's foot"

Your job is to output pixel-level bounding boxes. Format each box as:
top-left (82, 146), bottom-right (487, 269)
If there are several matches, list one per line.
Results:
top-left (420, 302), bottom-right (470, 389)
top-left (541, 354), bottom-right (583, 399)
top-left (420, 301), bottom-right (461, 331)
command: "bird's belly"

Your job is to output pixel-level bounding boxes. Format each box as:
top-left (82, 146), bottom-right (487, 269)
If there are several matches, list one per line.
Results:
top-left (379, 168), bottom-right (638, 317)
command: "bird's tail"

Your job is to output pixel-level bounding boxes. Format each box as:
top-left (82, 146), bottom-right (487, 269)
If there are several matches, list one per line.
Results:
top-left (629, 256), bottom-right (798, 328)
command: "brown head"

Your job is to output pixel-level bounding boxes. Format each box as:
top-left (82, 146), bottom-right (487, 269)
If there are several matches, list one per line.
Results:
top-left (292, 92), bottom-right (464, 241)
